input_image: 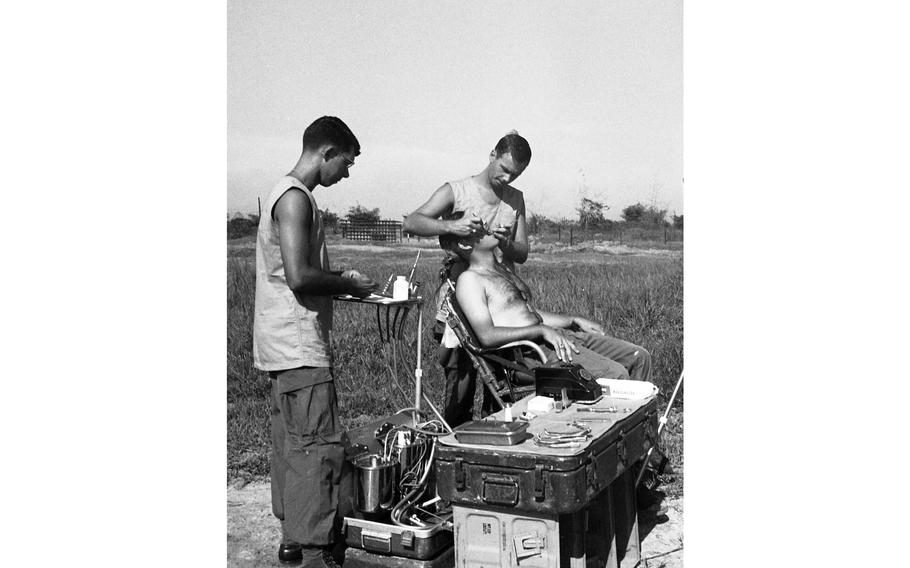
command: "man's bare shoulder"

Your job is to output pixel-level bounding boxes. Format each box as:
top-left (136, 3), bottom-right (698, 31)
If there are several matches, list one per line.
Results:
top-left (273, 187), bottom-right (310, 221)
top-left (457, 269), bottom-right (487, 288)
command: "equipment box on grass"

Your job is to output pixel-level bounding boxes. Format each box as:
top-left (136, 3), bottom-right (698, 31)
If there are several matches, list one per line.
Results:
top-left (452, 477), bottom-right (641, 568)
top-left (343, 516), bottom-right (452, 561)
top-left (435, 396), bottom-right (658, 515)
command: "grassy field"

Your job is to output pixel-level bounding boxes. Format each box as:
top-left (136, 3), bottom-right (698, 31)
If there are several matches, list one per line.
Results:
top-left (227, 236), bottom-right (683, 493)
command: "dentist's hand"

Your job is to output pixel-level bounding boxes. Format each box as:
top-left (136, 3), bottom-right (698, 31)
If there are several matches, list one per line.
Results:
top-left (343, 269), bottom-right (377, 298)
top-left (491, 223), bottom-right (512, 247)
top-left (448, 212), bottom-right (485, 237)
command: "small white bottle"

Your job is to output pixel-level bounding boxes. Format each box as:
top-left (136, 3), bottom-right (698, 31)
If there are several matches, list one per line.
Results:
top-left (392, 276), bottom-right (409, 301)
top-left (503, 403), bottom-right (513, 421)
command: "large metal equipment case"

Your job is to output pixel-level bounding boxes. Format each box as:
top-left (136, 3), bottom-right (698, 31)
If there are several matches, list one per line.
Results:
top-left (435, 397), bottom-right (658, 515)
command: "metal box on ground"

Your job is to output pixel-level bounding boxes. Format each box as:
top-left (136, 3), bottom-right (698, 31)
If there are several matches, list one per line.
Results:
top-left (435, 397), bottom-right (658, 515)
top-left (344, 544), bottom-right (454, 568)
top-left (454, 505), bottom-right (560, 567)
top-left (343, 517), bottom-right (453, 561)
top-left (452, 475), bottom-right (641, 568)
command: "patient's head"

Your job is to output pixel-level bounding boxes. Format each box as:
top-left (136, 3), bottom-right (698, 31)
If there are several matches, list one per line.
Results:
top-left (439, 212), bottom-right (498, 260)
top-left (439, 232), bottom-right (481, 260)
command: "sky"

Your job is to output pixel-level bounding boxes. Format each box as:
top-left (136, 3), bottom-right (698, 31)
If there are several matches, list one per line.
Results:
top-left (227, 0), bottom-right (682, 221)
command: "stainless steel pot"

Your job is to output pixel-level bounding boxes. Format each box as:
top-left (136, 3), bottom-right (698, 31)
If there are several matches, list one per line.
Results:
top-left (353, 453), bottom-right (398, 513)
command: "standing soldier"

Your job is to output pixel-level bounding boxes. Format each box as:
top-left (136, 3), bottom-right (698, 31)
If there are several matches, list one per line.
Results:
top-left (253, 116), bottom-right (376, 567)
top-left (402, 132), bottom-right (532, 426)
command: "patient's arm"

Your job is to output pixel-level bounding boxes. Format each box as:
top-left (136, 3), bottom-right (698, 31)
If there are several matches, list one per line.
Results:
top-left (457, 272), bottom-right (579, 361)
top-left (537, 310), bottom-right (606, 335)
top-left (536, 310), bottom-right (574, 329)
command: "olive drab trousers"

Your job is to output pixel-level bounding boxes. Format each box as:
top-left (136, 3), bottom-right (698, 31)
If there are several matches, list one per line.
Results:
top-left (269, 368), bottom-right (353, 546)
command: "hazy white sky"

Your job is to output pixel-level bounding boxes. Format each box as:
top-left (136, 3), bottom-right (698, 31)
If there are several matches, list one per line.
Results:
top-left (228, 0), bottom-right (682, 221)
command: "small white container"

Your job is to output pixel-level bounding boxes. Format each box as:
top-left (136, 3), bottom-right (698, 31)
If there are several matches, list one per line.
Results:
top-left (392, 276), bottom-right (409, 301)
top-left (527, 395), bottom-right (555, 414)
top-left (595, 378), bottom-right (658, 399)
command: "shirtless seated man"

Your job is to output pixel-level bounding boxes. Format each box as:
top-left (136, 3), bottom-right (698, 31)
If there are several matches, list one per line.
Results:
top-left (444, 229), bottom-right (652, 382)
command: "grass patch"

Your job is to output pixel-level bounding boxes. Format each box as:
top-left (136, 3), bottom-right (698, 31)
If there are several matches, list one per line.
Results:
top-left (227, 244), bottom-right (683, 491)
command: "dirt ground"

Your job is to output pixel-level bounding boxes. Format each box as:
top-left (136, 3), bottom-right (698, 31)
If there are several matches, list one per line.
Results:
top-left (227, 480), bottom-right (682, 567)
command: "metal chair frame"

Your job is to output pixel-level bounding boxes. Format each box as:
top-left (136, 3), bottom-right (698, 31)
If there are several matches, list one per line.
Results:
top-left (440, 279), bottom-right (547, 412)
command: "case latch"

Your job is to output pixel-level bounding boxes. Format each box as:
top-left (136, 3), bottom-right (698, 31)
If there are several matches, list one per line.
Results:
top-left (533, 464), bottom-right (546, 501)
top-left (454, 457), bottom-right (465, 491)
top-left (617, 431), bottom-right (627, 466)
top-left (585, 459), bottom-right (598, 491)
top-left (513, 533), bottom-right (547, 561)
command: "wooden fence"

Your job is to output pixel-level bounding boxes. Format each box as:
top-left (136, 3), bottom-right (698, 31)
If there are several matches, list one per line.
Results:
top-left (535, 225), bottom-right (683, 245)
top-left (339, 220), bottom-right (403, 243)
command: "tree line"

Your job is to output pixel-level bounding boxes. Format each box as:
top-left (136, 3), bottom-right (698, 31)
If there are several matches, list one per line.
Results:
top-left (227, 204), bottom-right (380, 239)
top-left (228, 199), bottom-right (682, 240)
top-left (542, 197), bottom-right (683, 232)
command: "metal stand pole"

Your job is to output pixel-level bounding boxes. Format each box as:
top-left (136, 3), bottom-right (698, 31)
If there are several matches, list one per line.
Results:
top-left (635, 370), bottom-right (684, 487)
top-left (414, 307), bottom-right (423, 414)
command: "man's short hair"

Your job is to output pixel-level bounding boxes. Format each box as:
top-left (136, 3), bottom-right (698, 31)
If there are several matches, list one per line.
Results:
top-left (494, 132), bottom-right (531, 165)
top-left (302, 116), bottom-right (361, 156)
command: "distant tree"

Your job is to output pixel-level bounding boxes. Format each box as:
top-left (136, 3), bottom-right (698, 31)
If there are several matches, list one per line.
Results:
top-left (621, 203), bottom-right (646, 223)
top-left (321, 208), bottom-right (339, 229)
top-left (576, 198), bottom-right (608, 229)
top-left (526, 212), bottom-right (541, 234)
top-left (672, 214), bottom-right (683, 229)
top-left (622, 202), bottom-right (668, 226)
top-left (527, 211), bottom-right (560, 234)
top-left (227, 214), bottom-right (259, 239)
top-left (642, 205), bottom-right (669, 227)
top-left (346, 204), bottom-right (381, 223)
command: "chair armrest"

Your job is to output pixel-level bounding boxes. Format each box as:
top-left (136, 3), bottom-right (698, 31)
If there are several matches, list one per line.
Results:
top-left (486, 340), bottom-right (548, 365)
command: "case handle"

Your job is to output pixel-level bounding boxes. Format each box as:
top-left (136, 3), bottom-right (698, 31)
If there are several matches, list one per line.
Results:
top-left (361, 529), bottom-right (391, 553)
top-left (481, 472), bottom-right (520, 506)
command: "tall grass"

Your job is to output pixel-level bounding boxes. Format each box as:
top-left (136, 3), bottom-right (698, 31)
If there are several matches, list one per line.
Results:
top-left (227, 244), bottom-right (683, 486)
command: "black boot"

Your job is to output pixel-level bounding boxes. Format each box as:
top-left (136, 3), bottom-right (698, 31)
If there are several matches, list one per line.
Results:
top-left (278, 543), bottom-right (303, 565)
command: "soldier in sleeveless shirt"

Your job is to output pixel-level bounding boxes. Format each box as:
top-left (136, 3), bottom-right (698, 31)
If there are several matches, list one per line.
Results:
top-left (253, 117), bottom-right (376, 567)
top-left (402, 132), bottom-right (532, 426)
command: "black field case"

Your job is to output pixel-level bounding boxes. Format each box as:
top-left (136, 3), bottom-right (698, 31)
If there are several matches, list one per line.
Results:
top-left (343, 517), bottom-right (453, 561)
top-left (435, 398), bottom-right (658, 515)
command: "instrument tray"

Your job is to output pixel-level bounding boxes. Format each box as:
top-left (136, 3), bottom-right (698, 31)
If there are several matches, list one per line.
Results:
top-left (453, 420), bottom-right (530, 446)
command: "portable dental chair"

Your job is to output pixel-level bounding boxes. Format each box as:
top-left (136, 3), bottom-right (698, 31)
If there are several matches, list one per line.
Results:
top-left (440, 279), bottom-right (547, 415)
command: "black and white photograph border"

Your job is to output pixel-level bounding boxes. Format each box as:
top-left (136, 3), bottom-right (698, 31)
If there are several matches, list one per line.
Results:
top-left (4, 2), bottom-right (910, 568)
top-left (227, 2), bottom-right (682, 566)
